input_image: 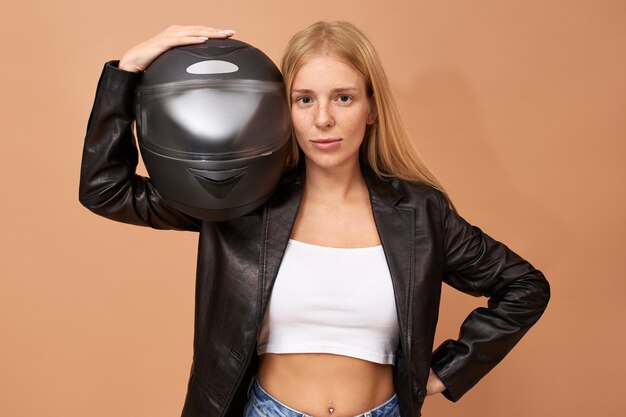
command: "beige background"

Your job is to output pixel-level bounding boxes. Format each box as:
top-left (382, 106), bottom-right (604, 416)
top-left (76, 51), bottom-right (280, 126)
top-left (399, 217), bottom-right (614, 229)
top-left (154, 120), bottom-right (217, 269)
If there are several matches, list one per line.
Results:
top-left (1, 0), bottom-right (625, 416)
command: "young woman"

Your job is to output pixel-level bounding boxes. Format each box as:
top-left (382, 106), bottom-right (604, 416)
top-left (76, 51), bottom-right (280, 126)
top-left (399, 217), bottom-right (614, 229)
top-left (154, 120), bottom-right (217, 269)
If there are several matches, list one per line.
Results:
top-left (79, 22), bottom-right (550, 417)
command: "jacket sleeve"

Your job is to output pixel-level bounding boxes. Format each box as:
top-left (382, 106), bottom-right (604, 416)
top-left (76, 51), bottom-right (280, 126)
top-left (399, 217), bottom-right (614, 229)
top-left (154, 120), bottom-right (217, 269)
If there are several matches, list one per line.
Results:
top-left (79, 61), bottom-right (200, 231)
top-left (429, 191), bottom-right (550, 401)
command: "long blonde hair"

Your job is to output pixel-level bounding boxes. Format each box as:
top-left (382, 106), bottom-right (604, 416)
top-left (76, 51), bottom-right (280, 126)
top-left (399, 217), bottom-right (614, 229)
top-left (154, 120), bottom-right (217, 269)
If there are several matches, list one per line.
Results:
top-left (281, 21), bottom-right (454, 209)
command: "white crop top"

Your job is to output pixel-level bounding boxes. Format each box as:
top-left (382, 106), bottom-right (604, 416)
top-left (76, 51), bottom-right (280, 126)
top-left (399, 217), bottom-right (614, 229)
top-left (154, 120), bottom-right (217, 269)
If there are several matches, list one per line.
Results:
top-left (257, 239), bottom-right (400, 365)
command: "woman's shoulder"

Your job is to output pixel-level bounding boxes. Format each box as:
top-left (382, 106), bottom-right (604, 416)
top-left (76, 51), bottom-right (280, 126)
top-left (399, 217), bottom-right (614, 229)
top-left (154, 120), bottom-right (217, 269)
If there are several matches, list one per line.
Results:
top-left (391, 177), bottom-right (439, 194)
top-left (389, 177), bottom-right (446, 206)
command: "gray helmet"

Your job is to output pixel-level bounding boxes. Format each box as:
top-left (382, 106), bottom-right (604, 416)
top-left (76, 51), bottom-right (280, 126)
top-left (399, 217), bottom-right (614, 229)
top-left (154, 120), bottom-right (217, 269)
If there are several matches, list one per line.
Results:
top-left (135, 39), bottom-right (291, 221)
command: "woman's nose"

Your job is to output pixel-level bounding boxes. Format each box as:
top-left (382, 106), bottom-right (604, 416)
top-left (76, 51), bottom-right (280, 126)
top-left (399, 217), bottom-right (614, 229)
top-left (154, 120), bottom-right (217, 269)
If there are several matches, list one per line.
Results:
top-left (314, 104), bottom-right (334, 128)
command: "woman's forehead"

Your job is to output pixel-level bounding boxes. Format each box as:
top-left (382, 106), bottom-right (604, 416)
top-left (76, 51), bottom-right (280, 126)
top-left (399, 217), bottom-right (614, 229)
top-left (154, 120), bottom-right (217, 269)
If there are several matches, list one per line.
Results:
top-left (292, 55), bottom-right (366, 91)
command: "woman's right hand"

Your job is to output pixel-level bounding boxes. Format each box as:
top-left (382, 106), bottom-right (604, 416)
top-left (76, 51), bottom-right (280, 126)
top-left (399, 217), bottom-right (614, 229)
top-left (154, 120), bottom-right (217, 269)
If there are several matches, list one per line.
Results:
top-left (118, 25), bottom-right (236, 73)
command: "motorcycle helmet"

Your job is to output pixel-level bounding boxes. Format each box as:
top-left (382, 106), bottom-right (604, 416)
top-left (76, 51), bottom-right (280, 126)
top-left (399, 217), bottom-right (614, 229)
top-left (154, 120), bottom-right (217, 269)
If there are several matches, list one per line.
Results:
top-left (135, 38), bottom-right (291, 221)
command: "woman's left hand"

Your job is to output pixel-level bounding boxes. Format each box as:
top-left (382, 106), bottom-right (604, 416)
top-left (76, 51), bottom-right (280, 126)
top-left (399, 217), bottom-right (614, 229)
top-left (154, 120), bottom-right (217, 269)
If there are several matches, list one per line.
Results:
top-left (426, 368), bottom-right (446, 396)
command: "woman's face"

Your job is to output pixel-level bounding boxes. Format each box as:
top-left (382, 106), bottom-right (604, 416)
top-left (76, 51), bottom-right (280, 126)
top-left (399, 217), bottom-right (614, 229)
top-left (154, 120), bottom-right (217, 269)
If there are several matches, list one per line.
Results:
top-left (290, 54), bottom-right (375, 172)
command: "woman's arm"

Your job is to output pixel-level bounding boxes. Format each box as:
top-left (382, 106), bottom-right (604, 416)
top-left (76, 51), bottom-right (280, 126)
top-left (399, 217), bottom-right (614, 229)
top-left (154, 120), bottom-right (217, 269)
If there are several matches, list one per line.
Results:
top-left (78, 26), bottom-right (234, 230)
top-left (430, 191), bottom-right (550, 401)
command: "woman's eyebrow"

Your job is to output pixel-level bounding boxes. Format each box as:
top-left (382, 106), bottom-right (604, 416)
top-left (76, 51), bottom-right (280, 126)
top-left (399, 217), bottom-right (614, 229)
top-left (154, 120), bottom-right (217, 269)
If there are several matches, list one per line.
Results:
top-left (291, 87), bottom-right (360, 94)
top-left (291, 88), bottom-right (314, 94)
top-left (331, 87), bottom-right (360, 93)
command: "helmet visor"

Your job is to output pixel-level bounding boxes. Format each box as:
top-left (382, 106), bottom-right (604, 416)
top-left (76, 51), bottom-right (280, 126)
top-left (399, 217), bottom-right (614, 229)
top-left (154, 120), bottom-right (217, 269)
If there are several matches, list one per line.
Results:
top-left (137, 79), bottom-right (290, 160)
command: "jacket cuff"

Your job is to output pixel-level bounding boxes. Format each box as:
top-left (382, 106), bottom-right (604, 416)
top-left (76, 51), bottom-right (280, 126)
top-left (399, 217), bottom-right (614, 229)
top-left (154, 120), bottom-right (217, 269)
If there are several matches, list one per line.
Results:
top-left (99, 60), bottom-right (142, 98)
top-left (430, 340), bottom-right (468, 402)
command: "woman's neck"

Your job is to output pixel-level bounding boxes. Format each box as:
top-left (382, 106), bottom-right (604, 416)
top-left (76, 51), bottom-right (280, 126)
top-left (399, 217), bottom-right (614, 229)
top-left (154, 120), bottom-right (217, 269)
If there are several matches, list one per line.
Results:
top-left (302, 158), bottom-right (367, 202)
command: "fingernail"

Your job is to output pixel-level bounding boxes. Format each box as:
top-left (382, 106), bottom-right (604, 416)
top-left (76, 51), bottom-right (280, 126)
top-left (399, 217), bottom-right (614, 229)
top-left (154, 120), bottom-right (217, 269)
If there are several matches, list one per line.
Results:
top-left (197, 36), bottom-right (209, 40)
top-left (218, 29), bottom-right (236, 36)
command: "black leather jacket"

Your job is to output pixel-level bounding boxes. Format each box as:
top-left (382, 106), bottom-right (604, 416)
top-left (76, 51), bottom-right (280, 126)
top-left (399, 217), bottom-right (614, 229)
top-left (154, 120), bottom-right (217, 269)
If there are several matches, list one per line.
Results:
top-left (79, 62), bottom-right (550, 417)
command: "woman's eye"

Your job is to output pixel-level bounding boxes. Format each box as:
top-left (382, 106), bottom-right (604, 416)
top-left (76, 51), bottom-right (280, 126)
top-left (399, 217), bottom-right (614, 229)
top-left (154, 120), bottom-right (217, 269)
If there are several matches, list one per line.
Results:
top-left (337, 95), bottom-right (353, 103)
top-left (296, 96), bottom-right (312, 105)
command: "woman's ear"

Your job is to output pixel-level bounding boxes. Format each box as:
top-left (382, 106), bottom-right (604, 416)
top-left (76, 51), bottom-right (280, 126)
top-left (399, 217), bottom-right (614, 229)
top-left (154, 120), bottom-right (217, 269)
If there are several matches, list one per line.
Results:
top-left (367, 98), bottom-right (378, 125)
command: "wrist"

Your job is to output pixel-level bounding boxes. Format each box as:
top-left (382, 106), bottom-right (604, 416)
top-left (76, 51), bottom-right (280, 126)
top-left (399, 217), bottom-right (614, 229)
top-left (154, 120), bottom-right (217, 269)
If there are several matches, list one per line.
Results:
top-left (118, 61), bottom-right (139, 73)
top-left (427, 368), bottom-right (446, 396)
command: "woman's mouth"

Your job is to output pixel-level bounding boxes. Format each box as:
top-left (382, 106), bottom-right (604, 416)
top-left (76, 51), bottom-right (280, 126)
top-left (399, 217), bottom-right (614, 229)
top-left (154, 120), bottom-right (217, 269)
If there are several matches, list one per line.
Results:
top-left (310, 138), bottom-right (342, 150)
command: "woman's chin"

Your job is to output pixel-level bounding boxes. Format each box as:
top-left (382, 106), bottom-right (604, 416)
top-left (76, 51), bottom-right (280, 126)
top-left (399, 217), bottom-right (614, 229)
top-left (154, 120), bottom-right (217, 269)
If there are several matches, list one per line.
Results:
top-left (303, 154), bottom-right (360, 173)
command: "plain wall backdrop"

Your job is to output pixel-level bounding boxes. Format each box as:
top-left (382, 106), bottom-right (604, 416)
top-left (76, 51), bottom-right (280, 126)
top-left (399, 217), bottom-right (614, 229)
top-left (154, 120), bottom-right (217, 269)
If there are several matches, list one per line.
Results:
top-left (1, 0), bottom-right (625, 416)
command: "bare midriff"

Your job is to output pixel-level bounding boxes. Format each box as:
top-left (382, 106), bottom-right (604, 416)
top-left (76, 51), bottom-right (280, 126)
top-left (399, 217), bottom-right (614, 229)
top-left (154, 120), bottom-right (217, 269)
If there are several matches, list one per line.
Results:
top-left (257, 353), bottom-right (395, 417)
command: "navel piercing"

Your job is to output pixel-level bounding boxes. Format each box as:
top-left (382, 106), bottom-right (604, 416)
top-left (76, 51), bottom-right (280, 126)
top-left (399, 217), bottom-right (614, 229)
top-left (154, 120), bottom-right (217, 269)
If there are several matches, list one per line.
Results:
top-left (328, 400), bottom-right (335, 414)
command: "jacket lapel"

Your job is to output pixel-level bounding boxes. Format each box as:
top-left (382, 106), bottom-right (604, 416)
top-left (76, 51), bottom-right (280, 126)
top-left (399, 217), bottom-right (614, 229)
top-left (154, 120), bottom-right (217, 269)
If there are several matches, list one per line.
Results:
top-left (258, 172), bottom-right (303, 323)
top-left (362, 165), bottom-right (415, 358)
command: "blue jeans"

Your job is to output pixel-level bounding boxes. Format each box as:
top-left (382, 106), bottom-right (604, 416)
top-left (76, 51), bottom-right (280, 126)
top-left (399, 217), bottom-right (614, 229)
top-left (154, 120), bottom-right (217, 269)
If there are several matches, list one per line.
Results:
top-left (244, 378), bottom-right (401, 417)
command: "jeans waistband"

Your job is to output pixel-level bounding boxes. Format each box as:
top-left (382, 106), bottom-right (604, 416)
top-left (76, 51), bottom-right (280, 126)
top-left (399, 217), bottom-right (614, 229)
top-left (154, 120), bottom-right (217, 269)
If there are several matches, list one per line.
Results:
top-left (245, 377), bottom-right (400, 417)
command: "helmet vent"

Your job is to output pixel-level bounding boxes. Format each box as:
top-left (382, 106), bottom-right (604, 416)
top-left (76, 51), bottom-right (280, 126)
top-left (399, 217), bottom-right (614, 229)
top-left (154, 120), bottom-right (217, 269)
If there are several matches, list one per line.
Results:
top-left (188, 167), bottom-right (248, 198)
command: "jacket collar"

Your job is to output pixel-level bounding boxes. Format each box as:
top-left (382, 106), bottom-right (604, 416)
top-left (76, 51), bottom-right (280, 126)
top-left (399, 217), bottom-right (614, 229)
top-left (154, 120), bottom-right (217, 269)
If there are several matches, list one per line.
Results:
top-left (360, 161), bottom-right (404, 206)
